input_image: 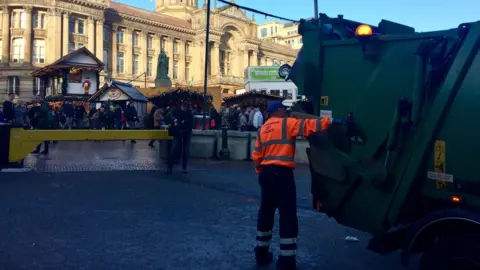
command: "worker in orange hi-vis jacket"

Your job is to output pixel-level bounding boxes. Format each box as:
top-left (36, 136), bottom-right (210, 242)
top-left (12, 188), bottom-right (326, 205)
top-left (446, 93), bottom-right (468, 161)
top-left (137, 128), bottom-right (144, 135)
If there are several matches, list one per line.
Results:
top-left (252, 101), bottom-right (346, 270)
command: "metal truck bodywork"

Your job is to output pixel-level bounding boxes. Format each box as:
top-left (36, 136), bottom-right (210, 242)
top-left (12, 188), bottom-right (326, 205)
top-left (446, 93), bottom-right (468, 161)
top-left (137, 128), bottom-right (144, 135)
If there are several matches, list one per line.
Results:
top-left (286, 14), bottom-right (480, 267)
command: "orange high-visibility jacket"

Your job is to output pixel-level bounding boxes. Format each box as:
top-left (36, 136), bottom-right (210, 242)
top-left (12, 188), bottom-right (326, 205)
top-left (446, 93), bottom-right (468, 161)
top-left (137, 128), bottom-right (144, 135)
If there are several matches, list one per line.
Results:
top-left (252, 116), bottom-right (331, 172)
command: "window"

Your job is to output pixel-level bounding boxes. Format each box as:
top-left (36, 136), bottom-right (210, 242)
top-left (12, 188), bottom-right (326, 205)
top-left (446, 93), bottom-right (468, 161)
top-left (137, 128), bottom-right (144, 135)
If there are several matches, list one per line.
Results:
top-left (132, 55), bottom-right (139, 75)
top-left (68, 42), bottom-right (75, 53)
top-left (260, 89), bottom-right (267, 94)
top-left (103, 49), bottom-right (108, 71)
top-left (33, 13), bottom-right (46, 29)
top-left (116, 52), bottom-right (124, 73)
top-left (20, 12), bottom-right (25, 28)
top-left (7, 76), bottom-right (20, 95)
top-left (147, 35), bottom-right (153, 49)
top-left (12, 38), bottom-right (24, 63)
top-left (270, 27), bottom-right (273, 35)
top-left (69, 19), bottom-right (75, 33)
top-left (292, 40), bottom-right (295, 44)
top-left (173, 40), bottom-right (178, 54)
top-left (32, 39), bottom-right (45, 64)
top-left (275, 26), bottom-right (278, 33)
top-left (160, 37), bottom-right (165, 50)
top-left (282, 90), bottom-right (289, 98)
top-left (132, 32), bottom-right (139, 47)
top-left (185, 63), bottom-right (190, 81)
top-left (78, 20), bottom-right (84, 34)
top-left (117, 30), bottom-right (124, 44)
top-left (257, 57), bottom-right (261, 66)
top-left (147, 56), bottom-right (153, 77)
top-left (78, 43), bottom-right (84, 49)
top-left (185, 42), bottom-right (190, 55)
top-left (299, 38), bottom-right (303, 44)
top-left (33, 78), bottom-right (45, 96)
top-left (260, 28), bottom-right (267, 37)
top-left (222, 89), bottom-right (229, 94)
top-left (270, 90), bottom-right (280, 96)
top-left (103, 28), bottom-right (109, 41)
top-left (173, 61), bottom-right (178, 79)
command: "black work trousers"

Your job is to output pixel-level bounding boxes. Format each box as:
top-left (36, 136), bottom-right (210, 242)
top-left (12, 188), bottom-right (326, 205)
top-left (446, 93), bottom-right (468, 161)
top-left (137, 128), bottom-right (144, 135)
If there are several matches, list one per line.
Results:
top-left (167, 132), bottom-right (191, 170)
top-left (256, 165), bottom-right (298, 264)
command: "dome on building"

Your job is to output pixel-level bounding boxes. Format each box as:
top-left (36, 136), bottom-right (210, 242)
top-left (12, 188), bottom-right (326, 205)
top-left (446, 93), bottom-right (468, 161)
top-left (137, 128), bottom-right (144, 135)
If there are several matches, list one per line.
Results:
top-left (156, 0), bottom-right (198, 20)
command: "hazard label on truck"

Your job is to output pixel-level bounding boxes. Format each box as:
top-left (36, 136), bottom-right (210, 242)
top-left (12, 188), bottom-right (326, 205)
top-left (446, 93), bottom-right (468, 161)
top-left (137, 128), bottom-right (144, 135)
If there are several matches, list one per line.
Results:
top-left (433, 140), bottom-right (447, 189)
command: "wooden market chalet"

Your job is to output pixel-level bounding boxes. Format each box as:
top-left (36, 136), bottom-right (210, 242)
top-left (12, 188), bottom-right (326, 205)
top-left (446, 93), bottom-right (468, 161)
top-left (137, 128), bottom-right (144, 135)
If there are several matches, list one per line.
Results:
top-left (31, 47), bottom-right (105, 102)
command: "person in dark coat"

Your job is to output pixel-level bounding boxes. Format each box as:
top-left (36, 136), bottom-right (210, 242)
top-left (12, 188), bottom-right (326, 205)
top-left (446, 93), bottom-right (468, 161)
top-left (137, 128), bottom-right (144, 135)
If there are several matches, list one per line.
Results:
top-left (165, 101), bottom-right (194, 174)
top-left (32, 96), bottom-right (53, 154)
top-left (2, 93), bottom-right (15, 123)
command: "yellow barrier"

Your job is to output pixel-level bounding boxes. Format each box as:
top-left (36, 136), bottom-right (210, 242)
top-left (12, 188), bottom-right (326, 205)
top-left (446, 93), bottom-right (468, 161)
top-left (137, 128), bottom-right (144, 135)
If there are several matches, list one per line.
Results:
top-left (8, 128), bottom-right (172, 163)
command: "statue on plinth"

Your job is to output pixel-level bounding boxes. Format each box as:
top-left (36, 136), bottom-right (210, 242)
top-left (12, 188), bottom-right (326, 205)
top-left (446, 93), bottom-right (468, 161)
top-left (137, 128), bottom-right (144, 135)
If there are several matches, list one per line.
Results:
top-left (155, 50), bottom-right (172, 88)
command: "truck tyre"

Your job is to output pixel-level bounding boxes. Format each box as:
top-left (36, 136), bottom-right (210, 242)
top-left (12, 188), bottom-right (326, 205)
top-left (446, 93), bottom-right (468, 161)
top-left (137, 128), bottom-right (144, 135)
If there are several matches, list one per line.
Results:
top-left (418, 235), bottom-right (480, 270)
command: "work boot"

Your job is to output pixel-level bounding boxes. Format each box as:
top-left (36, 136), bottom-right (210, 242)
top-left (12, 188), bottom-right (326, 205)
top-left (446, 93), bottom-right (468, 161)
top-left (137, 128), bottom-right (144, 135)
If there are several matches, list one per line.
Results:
top-left (276, 256), bottom-right (296, 270)
top-left (254, 247), bottom-right (273, 267)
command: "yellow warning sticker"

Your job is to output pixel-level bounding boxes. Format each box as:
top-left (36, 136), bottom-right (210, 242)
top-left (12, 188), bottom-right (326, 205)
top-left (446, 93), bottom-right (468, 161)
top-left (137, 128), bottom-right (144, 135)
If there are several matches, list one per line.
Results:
top-left (320, 96), bottom-right (329, 106)
top-left (434, 140), bottom-right (446, 189)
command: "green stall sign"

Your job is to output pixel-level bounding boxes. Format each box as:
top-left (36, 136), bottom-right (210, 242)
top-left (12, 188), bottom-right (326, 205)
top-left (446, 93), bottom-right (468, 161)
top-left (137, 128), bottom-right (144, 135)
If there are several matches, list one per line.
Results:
top-left (248, 67), bottom-right (283, 81)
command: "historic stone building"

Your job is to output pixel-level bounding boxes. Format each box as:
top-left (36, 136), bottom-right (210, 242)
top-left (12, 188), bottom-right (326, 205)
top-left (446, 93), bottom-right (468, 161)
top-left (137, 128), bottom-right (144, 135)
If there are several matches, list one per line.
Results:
top-left (0, 0), bottom-right (297, 101)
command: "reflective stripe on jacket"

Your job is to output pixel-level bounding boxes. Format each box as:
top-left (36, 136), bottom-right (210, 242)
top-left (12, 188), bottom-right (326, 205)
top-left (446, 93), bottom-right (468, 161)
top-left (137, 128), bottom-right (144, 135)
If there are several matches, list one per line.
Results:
top-left (252, 116), bottom-right (331, 172)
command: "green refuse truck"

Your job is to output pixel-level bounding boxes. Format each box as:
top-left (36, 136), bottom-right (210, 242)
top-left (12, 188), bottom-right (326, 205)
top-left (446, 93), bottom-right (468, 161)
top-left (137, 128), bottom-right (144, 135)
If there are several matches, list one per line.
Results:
top-left (280, 14), bottom-right (480, 269)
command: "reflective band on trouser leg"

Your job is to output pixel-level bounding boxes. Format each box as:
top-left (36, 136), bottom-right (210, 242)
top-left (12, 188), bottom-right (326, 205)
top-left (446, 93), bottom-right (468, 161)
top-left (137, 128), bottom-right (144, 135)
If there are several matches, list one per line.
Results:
top-left (279, 237), bottom-right (297, 256)
top-left (298, 119), bottom-right (305, 137)
top-left (262, 156), bottom-right (294, 161)
top-left (256, 230), bottom-right (272, 247)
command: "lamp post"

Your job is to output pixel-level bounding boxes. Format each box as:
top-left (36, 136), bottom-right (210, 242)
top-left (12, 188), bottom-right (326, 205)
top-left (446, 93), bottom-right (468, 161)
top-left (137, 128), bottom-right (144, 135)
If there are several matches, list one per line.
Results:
top-left (314, 0), bottom-right (318, 19)
top-left (201, 0), bottom-right (212, 131)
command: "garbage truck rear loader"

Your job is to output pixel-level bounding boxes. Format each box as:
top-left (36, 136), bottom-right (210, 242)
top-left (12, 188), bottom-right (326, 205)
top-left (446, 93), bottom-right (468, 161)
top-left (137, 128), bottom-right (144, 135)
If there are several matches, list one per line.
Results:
top-left (284, 15), bottom-right (480, 269)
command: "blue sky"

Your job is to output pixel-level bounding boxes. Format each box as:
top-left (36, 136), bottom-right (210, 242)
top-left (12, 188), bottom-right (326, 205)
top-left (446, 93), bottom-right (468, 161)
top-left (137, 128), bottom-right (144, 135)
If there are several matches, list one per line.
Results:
top-left (115, 0), bottom-right (478, 32)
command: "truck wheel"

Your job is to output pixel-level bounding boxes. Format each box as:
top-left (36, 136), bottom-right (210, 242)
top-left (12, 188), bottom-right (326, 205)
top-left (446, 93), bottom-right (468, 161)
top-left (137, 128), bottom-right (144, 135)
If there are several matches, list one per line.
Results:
top-left (418, 235), bottom-right (480, 270)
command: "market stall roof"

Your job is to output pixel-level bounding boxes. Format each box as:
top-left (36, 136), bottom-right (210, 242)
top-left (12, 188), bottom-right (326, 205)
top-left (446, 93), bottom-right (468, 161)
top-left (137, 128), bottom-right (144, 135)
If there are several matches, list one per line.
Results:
top-left (88, 80), bottom-right (148, 102)
top-left (45, 95), bottom-right (91, 102)
top-left (223, 91), bottom-right (283, 107)
top-left (148, 88), bottom-right (213, 108)
top-left (31, 47), bottom-right (105, 77)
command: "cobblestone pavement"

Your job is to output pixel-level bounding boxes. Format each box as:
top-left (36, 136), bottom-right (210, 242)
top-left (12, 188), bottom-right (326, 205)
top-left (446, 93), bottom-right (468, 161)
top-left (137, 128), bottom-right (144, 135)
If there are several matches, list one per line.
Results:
top-left (0, 141), bottom-right (418, 269)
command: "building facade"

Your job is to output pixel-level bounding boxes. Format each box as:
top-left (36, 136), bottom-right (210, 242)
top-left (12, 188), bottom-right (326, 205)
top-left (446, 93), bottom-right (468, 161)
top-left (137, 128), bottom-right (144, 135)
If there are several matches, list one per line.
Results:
top-left (257, 21), bottom-right (303, 50)
top-left (0, 0), bottom-right (297, 101)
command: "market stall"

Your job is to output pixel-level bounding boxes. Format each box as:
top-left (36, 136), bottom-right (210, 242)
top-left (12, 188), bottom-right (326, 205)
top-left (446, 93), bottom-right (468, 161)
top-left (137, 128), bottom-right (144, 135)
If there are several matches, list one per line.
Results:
top-left (223, 91), bottom-right (284, 110)
top-left (31, 47), bottom-right (104, 100)
top-left (88, 80), bottom-right (149, 119)
top-left (148, 88), bottom-right (215, 129)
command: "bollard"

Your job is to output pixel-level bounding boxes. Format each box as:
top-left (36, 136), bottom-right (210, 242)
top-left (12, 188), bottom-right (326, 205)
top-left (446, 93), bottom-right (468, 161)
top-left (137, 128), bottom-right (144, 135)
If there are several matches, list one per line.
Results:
top-left (218, 125), bottom-right (230, 160)
top-left (244, 131), bottom-right (252, 161)
top-left (211, 130), bottom-right (220, 160)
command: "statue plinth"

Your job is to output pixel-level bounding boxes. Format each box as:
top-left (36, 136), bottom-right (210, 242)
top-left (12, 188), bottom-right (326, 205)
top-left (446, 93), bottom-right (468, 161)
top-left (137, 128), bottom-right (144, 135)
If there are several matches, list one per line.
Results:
top-left (155, 77), bottom-right (172, 88)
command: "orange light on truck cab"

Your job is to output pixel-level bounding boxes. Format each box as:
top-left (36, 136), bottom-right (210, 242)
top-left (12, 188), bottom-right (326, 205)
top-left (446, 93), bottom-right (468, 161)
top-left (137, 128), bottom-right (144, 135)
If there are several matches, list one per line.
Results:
top-left (450, 195), bottom-right (463, 203)
top-left (355, 24), bottom-right (373, 36)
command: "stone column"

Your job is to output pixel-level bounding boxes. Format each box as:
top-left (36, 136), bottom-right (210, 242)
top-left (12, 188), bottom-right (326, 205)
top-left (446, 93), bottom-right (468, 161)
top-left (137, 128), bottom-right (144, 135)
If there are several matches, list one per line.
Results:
top-left (124, 27), bottom-right (132, 76)
top-left (49, 8), bottom-right (62, 61)
top-left (152, 34), bottom-right (159, 78)
top-left (192, 40), bottom-right (203, 84)
top-left (23, 6), bottom-right (32, 64)
top-left (140, 31), bottom-right (146, 75)
top-left (177, 39), bottom-right (185, 81)
top-left (111, 25), bottom-right (117, 75)
top-left (166, 37), bottom-right (173, 78)
top-left (62, 12), bottom-right (69, 56)
top-left (87, 17), bottom-right (95, 53)
top-left (211, 42), bottom-right (219, 77)
top-left (250, 51), bottom-right (257, 66)
top-left (1, 7), bottom-right (10, 64)
top-left (243, 48), bottom-right (250, 69)
top-left (95, 20), bottom-right (104, 61)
